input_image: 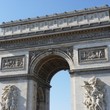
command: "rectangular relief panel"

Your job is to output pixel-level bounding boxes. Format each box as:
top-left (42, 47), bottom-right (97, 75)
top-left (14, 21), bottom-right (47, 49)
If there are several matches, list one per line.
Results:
top-left (1, 55), bottom-right (25, 71)
top-left (78, 46), bottom-right (108, 64)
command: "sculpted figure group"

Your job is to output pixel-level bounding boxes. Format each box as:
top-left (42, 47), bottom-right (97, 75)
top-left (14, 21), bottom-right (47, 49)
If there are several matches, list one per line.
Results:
top-left (0, 85), bottom-right (18, 110)
top-left (83, 77), bottom-right (106, 110)
top-left (3, 58), bottom-right (23, 69)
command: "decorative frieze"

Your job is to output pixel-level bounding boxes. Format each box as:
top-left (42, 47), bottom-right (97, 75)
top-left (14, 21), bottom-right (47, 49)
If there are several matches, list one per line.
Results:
top-left (0, 85), bottom-right (18, 110)
top-left (0, 10), bottom-right (109, 36)
top-left (82, 77), bottom-right (106, 110)
top-left (1, 55), bottom-right (25, 71)
top-left (78, 46), bottom-right (108, 64)
top-left (0, 28), bottom-right (110, 50)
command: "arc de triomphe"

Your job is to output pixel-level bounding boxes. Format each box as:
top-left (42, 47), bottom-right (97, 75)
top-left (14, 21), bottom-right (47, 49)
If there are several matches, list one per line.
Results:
top-left (0, 5), bottom-right (110, 110)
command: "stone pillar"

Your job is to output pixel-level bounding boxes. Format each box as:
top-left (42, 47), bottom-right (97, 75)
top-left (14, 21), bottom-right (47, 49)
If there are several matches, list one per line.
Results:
top-left (70, 72), bottom-right (85, 110)
top-left (0, 79), bottom-right (29, 110)
top-left (70, 69), bottom-right (110, 110)
top-left (27, 80), bottom-right (37, 110)
top-left (45, 88), bottom-right (50, 110)
top-left (36, 82), bottom-right (51, 110)
top-left (39, 101), bottom-right (45, 110)
top-left (0, 50), bottom-right (30, 110)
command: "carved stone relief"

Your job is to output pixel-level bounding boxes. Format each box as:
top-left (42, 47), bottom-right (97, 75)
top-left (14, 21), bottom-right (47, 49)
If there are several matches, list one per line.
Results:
top-left (1, 55), bottom-right (25, 71)
top-left (57, 47), bottom-right (74, 61)
top-left (82, 77), bottom-right (106, 110)
top-left (0, 85), bottom-right (18, 110)
top-left (29, 50), bottom-right (43, 62)
top-left (0, 28), bottom-right (110, 51)
top-left (78, 46), bottom-right (107, 64)
top-left (29, 47), bottom-right (73, 66)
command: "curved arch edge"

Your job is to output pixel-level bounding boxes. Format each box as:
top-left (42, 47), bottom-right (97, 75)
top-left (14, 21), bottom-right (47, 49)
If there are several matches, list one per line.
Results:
top-left (29, 49), bottom-right (74, 75)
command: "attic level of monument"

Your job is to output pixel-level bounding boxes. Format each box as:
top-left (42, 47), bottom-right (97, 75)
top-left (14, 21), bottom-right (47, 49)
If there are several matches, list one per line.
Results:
top-left (0, 5), bottom-right (110, 37)
top-left (0, 27), bottom-right (110, 51)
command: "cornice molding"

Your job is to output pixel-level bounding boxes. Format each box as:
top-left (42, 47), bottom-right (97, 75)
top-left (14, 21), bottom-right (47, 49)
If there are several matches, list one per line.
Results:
top-left (0, 21), bottom-right (110, 42)
top-left (0, 26), bottom-right (110, 51)
top-left (0, 74), bottom-right (51, 88)
top-left (70, 66), bottom-right (110, 74)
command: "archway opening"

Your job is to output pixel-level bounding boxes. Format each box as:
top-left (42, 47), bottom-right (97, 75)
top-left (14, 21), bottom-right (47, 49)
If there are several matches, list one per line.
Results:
top-left (33, 54), bottom-right (72, 110)
top-left (50, 70), bottom-right (71, 110)
top-left (34, 55), bottom-right (70, 83)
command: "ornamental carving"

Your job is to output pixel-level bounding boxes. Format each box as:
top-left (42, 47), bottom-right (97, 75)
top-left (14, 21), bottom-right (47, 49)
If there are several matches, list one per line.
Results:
top-left (0, 29), bottom-right (110, 51)
top-left (29, 47), bottom-right (73, 66)
top-left (29, 50), bottom-right (43, 62)
top-left (60, 47), bottom-right (73, 58)
top-left (1, 55), bottom-right (25, 71)
top-left (82, 77), bottom-right (106, 110)
top-left (0, 85), bottom-right (18, 110)
top-left (79, 46), bottom-right (107, 63)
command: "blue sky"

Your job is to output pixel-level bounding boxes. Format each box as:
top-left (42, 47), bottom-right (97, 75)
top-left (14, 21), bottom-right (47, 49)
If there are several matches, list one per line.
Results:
top-left (0, 0), bottom-right (110, 110)
top-left (0, 0), bottom-right (110, 23)
top-left (50, 70), bottom-right (71, 110)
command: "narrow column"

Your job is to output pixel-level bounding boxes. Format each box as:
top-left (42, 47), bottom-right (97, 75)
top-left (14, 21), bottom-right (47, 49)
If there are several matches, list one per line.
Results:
top-left (45, 88), bottom-right (50, 110)
top-left (27, 80), bottom-right (37, 110)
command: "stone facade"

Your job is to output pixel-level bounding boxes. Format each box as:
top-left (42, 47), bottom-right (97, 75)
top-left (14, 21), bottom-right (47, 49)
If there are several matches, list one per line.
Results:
top-left (0, 5), bottom-right (110, 110)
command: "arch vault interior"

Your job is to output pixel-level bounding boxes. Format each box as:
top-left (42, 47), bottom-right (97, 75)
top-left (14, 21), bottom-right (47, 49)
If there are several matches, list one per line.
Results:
top-left (34, 55), bottom-right (69, 83)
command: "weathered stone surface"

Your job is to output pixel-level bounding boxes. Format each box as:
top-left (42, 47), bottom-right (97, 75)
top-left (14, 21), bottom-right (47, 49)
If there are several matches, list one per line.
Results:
top-left (0, 5), bottom-right (110, 110)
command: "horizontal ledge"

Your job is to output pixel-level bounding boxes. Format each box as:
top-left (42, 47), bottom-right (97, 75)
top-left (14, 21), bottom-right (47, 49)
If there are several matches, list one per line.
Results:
top-left (0, 21), bottom-right (110, 42)
top-left (0, 74), bottom-right (51, 88)
top-left (69, 66), bottom-right (110, 74)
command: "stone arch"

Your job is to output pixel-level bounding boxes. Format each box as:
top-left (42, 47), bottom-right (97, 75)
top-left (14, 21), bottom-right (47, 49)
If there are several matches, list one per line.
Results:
top-left (29, 49), bottom-right (74, 83)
